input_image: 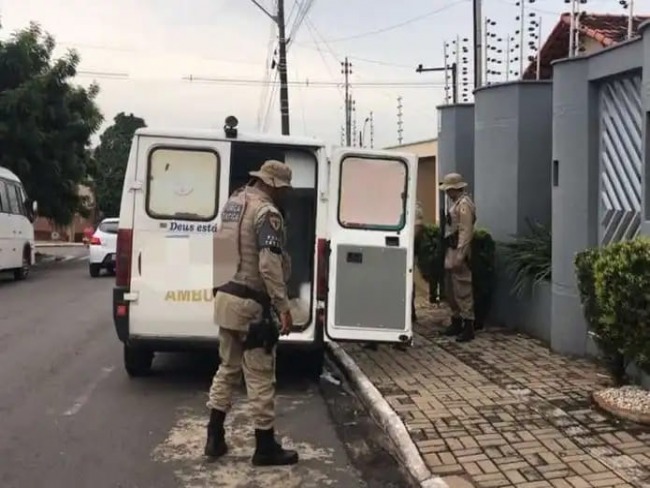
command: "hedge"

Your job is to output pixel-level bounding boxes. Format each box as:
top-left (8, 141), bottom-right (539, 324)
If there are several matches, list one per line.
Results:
top-left (416, 224), bottom-right (496, 326)
top-left (575, 237), bottom-right (650, 384)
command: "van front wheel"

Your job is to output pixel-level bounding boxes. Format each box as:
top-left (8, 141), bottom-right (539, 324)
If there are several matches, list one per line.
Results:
top-left (124, 345), bottom-right (154, 377)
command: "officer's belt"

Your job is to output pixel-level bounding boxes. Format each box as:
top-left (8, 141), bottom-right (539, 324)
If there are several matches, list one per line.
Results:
top-left (215, 281), bottom-right (271, 309)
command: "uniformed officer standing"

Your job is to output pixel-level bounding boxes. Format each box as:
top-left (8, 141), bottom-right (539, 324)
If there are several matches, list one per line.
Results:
top-left (204, 160), bottom-right (298, 467)
top-left (439, 173), bottom-right (477, 343)
top-left (412, 201), bottom-right (424, 323)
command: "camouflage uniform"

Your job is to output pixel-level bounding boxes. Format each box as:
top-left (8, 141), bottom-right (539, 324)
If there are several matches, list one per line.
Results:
top-left (412, 201), bottom-right (424, 322)
top-left (439, 173), bottom-right (477, 343)
top-left (204, 160), bottom-right (298, 467)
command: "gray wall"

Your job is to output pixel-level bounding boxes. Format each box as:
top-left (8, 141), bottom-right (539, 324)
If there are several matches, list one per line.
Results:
top-left (473, 82), bottom-right (553, 330)
top-left (437, 104), bottom-right (475, 190)
top-left (551, 35), bottom-right (644, 356)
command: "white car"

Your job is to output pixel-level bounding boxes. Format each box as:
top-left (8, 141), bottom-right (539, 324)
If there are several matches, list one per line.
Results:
top-left (88, 218), bottom-right (118, 277)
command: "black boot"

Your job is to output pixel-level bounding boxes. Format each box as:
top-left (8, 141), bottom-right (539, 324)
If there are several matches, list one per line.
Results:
top-left (456, 319), bottom-right (475, 343)
top-left (444, 316), bottom-right (463, 337)
top-left (252, 428), bottom-right (299, 466)
top-left (204, 409), bottom-right (228, 460)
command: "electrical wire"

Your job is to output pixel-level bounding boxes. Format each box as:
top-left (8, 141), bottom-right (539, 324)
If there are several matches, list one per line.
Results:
top-left (310, 0), bottom-right (470, 43)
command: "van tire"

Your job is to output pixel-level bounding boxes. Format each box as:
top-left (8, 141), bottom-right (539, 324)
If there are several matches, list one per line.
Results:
top-left (89, 263), bottom-right (101, 278)
top-left (304, 347), bottom-right (325, 381)
top-left (124, 345), bottom-right (154, 377)
top-left (13, 248), bottom-right (31, 281)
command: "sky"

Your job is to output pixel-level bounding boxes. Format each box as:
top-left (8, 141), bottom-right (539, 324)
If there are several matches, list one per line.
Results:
top-left (0, 0), bottom-right (648, 149)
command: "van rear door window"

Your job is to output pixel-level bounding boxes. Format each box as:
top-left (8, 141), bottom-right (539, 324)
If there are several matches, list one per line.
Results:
top-left (338, 156), bottom-right (408, 230)
top-left (146, 147), bottom-right (220, 221)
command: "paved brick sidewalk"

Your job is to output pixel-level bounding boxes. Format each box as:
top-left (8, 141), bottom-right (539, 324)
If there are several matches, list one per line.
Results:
top-left (343, 296), bottom-right (650, 488)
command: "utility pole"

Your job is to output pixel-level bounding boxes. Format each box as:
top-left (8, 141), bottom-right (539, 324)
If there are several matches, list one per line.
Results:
top-left (277, 0), bottom-right (290, 135)
top-left (473, 0), bottom-right (483, 88)
top-left (518, 0), bottom-right (525, 76)
top-left (536, 18), bottom-right (543, 80)
top-left (249, 0), bottom-right (290, 134)
top-left (341, 57), bottom-right (352, 146)
top-left (397, 97), bottom-right (404, 145)
top-left (417, 63), bottom-right (457, 104)
top-left (352, 99), bottom-right (358, 147)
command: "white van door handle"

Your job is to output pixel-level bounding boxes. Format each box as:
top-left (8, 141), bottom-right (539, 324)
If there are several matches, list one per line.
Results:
top-left (138, 252), bottom-right (142, 275)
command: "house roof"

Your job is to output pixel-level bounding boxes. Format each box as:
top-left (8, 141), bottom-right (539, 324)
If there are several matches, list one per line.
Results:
top-left (384, 137), bottom-right (437, 150)
top-left (522, 13), bottom-right (650, 80)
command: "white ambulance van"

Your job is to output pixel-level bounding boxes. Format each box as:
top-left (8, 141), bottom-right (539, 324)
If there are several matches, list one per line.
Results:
top-left (0, 166), bottom-right (37, 280)
top-left (112, 117), bottom-right (417, 378)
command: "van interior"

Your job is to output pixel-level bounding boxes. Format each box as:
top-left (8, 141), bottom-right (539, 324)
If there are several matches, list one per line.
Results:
top-left (229, 142), bottom-right (317, 327)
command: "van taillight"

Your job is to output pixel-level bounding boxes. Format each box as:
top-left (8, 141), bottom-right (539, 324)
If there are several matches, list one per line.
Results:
top-left (316, 238), bottom-right (329, 301)
top-left (116, 228), bottom-right (133, 288)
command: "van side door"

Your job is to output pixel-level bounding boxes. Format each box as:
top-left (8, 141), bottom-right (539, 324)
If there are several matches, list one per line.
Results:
top-left (325, 148), bottom-right (418, 344)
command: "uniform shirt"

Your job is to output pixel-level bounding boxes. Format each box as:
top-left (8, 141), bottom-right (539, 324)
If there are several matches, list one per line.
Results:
top-left (219, 186), bottom-right (291, 315)
top-left (445, 193), bottom-right (476, 261)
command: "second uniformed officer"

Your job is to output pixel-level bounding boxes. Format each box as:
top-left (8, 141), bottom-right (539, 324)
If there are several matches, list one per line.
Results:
top-left (204, 159), bottom-right (298, 467)
top-left (439, 173), bottom-right (477, 343)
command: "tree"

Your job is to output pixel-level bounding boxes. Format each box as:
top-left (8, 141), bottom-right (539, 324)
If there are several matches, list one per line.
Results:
top-left (93, 112), bottom-right (147, 218)
top-left (0, 22), bottom-right (103, 225)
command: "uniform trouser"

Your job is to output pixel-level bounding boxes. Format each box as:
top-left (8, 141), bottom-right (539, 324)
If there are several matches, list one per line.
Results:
top-left (207, 327), bottom-right (276, 430)
top-left (444, 261), bottom-right (474, 320)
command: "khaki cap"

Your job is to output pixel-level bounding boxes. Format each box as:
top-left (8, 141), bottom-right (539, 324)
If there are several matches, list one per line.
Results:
top-left (439, 172), bottom-right (467, 191)
top-left (249, 160), bottom-right (293, 188)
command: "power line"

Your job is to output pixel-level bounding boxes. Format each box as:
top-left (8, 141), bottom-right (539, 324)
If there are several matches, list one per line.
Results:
top-left (183, 76), bottom-right (445, 88)
top-left (307, 0), bottom-right (469, 43)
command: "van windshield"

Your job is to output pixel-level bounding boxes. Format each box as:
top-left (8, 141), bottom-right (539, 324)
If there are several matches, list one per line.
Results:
top-left (338, 156), bottom-right (408, 231)
top-left (99, 221), bottom-right (119, 234)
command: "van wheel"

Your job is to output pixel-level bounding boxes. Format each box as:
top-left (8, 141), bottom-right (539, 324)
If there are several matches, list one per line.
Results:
top-left (304, 347), bottom-right (325, 382)
top-left (124, 345), bottom-right (154, 377)
top-left (89, 263), bottom-right (101, 278)
top-left (14, 249), bottom-right (31, 281)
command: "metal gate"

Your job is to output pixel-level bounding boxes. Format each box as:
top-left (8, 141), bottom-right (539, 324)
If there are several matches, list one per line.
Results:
top-left (598, 74), bottom-right (643, 245)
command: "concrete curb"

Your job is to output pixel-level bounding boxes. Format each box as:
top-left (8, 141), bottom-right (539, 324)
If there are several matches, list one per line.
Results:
top-left (326, 342), bottom-right (448, 488)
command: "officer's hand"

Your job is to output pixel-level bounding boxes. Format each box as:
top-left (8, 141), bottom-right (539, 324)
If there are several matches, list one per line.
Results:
top-left (280, 310), bottom-right (293, 335)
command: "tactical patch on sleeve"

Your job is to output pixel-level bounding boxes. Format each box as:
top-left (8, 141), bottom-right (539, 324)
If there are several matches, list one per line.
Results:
top-left (220, 200), bottom-right (244, 223)
top-left (256, 211), bottom-right (284, 254)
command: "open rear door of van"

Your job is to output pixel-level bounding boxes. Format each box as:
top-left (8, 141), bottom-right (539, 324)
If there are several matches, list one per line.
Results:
top-left (325, 148), bottom-right (418, 344)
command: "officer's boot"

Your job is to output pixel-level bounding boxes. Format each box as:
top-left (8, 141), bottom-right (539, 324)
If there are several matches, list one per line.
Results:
top-left (252, 428), bottom-right (299, 466)
top-left (204, 409), bottom-right (228, 460)
top-left (444, 316), bottom-right (463, 337)
top-left (456, 319), bottom-right (475, 343)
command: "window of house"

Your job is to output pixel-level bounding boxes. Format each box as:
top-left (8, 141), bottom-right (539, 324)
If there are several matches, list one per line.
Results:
top-left (338, 156), bottom-right (408, 230)
top-left (146, 148), bottom-right (220, 221)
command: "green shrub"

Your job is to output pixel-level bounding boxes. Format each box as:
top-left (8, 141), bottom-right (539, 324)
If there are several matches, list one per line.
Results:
top-left (416, 224), bottom-right (496, 326)
top-left (501, 220), bottom-right (552, 298)
top-left (574, 238), bottom-right (650, 384)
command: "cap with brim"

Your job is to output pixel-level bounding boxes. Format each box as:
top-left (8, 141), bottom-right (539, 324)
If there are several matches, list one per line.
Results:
top-left (439, 173), bottom-right (468, 191)
top-left (249, 159), bottom-right (292, 188)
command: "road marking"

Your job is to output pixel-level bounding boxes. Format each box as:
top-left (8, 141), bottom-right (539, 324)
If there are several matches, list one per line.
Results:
top-left (63, 366), bottom-right (114, 416)
top-left (153, 395), bottom-right (341, 487)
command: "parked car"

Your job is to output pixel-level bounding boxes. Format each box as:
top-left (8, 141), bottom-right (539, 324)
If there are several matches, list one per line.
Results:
top-left (0, 166), bottom-right (37, 280)
top-left (88, 218), bottom-right (118, 277)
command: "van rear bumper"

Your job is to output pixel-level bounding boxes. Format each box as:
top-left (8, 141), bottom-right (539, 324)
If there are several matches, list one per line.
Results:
top-left (112, 286), bottom-right (324, 353)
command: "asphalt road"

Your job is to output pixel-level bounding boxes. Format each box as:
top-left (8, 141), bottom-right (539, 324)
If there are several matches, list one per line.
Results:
top-left (0, 260), bottom-right (409, 488)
